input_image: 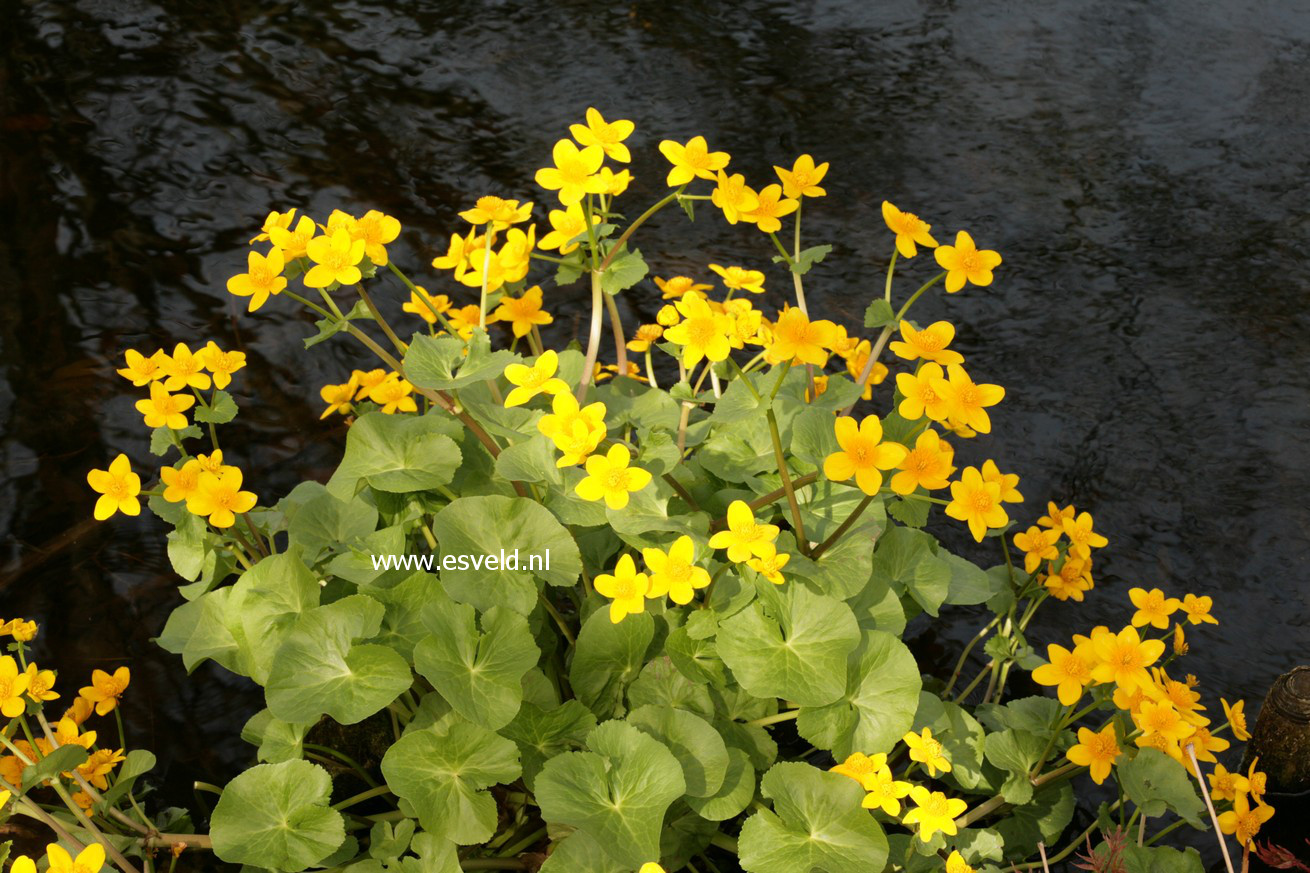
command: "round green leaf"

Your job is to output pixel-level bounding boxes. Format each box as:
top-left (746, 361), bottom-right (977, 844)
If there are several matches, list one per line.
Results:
top-left (627, 704), bottom-right (729, 797)
top-left (329, 411), bottom-right (462, 495)
top-left (210, 760), bottom-right (345, 871)
top-left (686, 747), bottom-right (756, 821)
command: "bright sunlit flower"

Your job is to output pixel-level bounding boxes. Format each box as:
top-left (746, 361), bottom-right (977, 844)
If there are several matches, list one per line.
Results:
top-left (903, 728), bottom-right (951, 777)
top-left (1222, 698), bottom-right (1251, 742)
top-left (304, 228), bottom-right (365, 288)
top-left (626, 324), bottom-right (664, 353)
top-left (1128, 587), bottom-right (1181, 630)
top-left (659, 136), bottom-right (730, 186)
top-left (227, 247), bottom-right (288, 312)
top-left (494, 285), bottom-right (554, 337)
top-left (570, 107), bottom-right (635, 162)
top-left (24, 663), bottom-right (59, 703)
top-left (824, 415), bottom-right (907, 496)
top-left (1208, 763), bottom-right (1251, 803)
top-left (536, 139), bottom-right (606, 205)
top-left (1038, 501), bottom-right (1076, 531)
top-left (1044, 556), bottom-right (1094, 602)
top-left (0, 656), bottom-right (32, 718)
top-left (1066, 724), bottom-right (1120, 785)
top-left (574, 443), bottom-right (652, 510)
top-left (594, 554), bottom-right (650, 624)
top-left (160, 342), bottom-right (212, 391)
top-left (888, 320), bottom-right (963, 365)
top-left (895, 362), bottom-right (951, 422)
top-left (1014, 525), bottom-right (1059, 573)
top-left (1062, 511), bottom-right (1108, 559)
top-left (764, 308), bottom-right (837, 366)
top-left (709, 263), bottom-right (766, 295)
top-left (401, 286), bottom-right (451, 324)
top-left (369, 375), bottom-right (417, 414)
top-left (901, 787), bottom-right (966, 843)
top-left (116, 349), bottom-right (168, 386)
top-left (79, 666), bottom-right (129, 717)
top-left (642, 535), bottom-right (711, 605)
top-left (44, 843), bottom-right (107, 873)
top-left (503, 350), bottom-right (569, 408)
top-left (87, 454), bottom-right (142, 521)
top-left (459, 196), bottom-right (532, 229)
top-left (890, 430), bottom-right (955, 495)
top-left (881, 202), bottom-right (937, 258)
top-left (934, 230), bottom-right (1002, 293)
top-left (538, 393), bottom-right (606, 465)
top-left (711, 170), bottom-right (760, 225)
top-left (662, 293), bottom-right (733, 367)
top-left (1091, 626), bottom-right (1166, 693)
top-left (945, 466), bottom-right (1008, 542)
top-left (654, 275), bottom-right (712, 299)
top-left (859, 765), bottom-right (914, 817)
top-left (746, 546), bottom-right (790, 585)
top-left (844, 341), bottom-right (889, 401)
top-left (268, 214), bottom-right (317, 261)
top-left (538, 203), bottom-right (599, 254)
top-left (774, 154), bottom-right (829, 199)
top-left (1217, 792), bottom-right (1275, 850)
top-left (158, 459), bottom-right (202, 502)
top-left (932, 364), bottom-right (1005, 434)
top-left (200, 342), bottom-right (246, 390)
top-left (250, 208), bottom-right (296, 244)
top-left (1032, 642), bottom-right (1095, 706)
top-left (945, 850), bottom-right (976, 873)
top-left (186, 469), bottom-right (257, 529)
top-left (352, 209), bottom-right (401, 266)
top-left (742, 183), bottom-right (798, 233)
top-left (709, 500), bottom-right (780, 563)
top-left (831, 752), bottom-right (886, 790)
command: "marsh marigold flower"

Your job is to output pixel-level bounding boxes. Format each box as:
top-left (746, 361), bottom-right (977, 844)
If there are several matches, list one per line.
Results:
top-left (626, 324), bottom-right (664, 353)
top-left (1013, 525), bottom-right (1059, 573)
top-left (881, 202), bottom-right (937, 258)
top-left (268, 214), bottom-right (317, 261)
top-left (200, 342), bottom-right (246, 389)
top-left (536, 139), bottom-right (606, 206)
top-left (574, 444), bottom-right (651, 510)
top-left (663, 293), bottom-right (733, 367)
top-left (945, 466), bottom-right (1008, 542)
top-left (747, 547), bottom-right (790, 585)
top-left (41, 844), bottom-right (108, 873)
top-left (764, 308), bottom-right (837, 366)
top-left (351, 209), bottom-right (401, 265)
top-left (304, 228), bottom-right (365, 288)
top-left (24, 663), bottom-right (58, 703)
top-left (1032, 642), bottom-right (1095, 706)
top-left (902, 787), bottom-right (966, 842)
top-left (888, 320), bottom-right (963, 365)
top-left (160, 459), bottom-right (204, 502)
top-left (946, 851), bottom-right (976, 873)
top-left (1208, 763), bottom-right (1250, 802)
top-left (87, 454), bottom-right (142, 520)
top-left (431, 229), bottom-right (480, 281)
top-left (1091, 626), bottom-right (1165, 692)
top-left (250, 208), bottom-right (296, 244)
top-left (369, 375), bottom-right (417, 415)
top-left (1128, 587), bottom-right (1181, 630)
top-left (934, 230), bottom-right (1002, 293)
top-left (824, 415), bottom-right (907, 496)
top-left (227, 248), bottom-right (287, 312)
top-left (932, 364), bottom-right (1005, 434)
top-left (709, 500), bottom-right (779, 563)
top-left (538, 203), bottom-right (599, 254)
top-left (570, 107), bottom-right (635, 162)
top-left (319, 381), bottom-right (357, 419)
top-left (1222, 698), bottom-right (1251, 741)
top-left (187, 469), bottom-right (257, 528)
top-left (401, 286), bottom-right (452, 325)
top-left (459, 196), bottom-right (532, 229)
top-left (1062, 511), bottom-right (1108, 559)
top-left (709, 263), bottom-right (766, 295)
top-left (494, 285), bottom-right (553, 337)
top-left (594, 554), bottom-right (649, 624)
top-left (1218, 792), bottom-right (1275, 850)
top-left (538, 393), bottom-right (606, 465)
top-left (774, 154), bottom-right (829, 199)
top-left (831, 752), bottom-right (885, 790)
top-left (1180, 593), bottom-right (1218, 625)
top-left (161, 342), bottom-right (212, 392)
top-left (0, 656), bottom-right (32, 717)
top-left (895, 362), bottom-right (951, 422)
top-left (503, 350), bottom-right (569, 408)
top-left (117, 349), bottom-right (167, 386)
top-left (642, 535), bottom-right (711, 605)
top-left (859, 764), bottom-right (913, 817)
top-left (903, 727), bottom-right (951, 777)
top-left (79, 666), bottom-right (129, 716)
top-left (654, 275), bottom-right (712, 299)
top-left (637, 865), bottom-right (665, 873)
top-left (891, 430), bottom-right (955, 495)
top-left (659, 136), bottom-right (730, 186)
top-left (844, 341), bottom-right (889, 401)
top-left (710, 170), bottom-right (759, 225)
top-left (1065, 724), bottom-right (1120, 785)
top-left (742, 183), bottom-right (798, 233)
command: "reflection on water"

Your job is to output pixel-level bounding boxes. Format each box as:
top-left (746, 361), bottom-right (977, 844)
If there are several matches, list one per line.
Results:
top-left (3, 0), bottom-right (1309, 863)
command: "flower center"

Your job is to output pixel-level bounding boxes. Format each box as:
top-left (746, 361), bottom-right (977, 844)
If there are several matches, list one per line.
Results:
top-left (604, 469), bottom-right (630, 491)
top-left (613, 578), bottom-right (636, 599)
top-left (924, 795), bottom-right (949, 816)
top-left (970, 491), bottom-right (994, 514)
top-left (959, 251), bottom-right (982, 272)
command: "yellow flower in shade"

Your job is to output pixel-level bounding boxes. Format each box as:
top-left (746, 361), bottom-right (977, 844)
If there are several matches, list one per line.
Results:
top-left (642, 535), bottom-right (711, 605)
top-left (1062, 511), bottom-right (1108, 559)
top-left (570, 107), bottom-right (635, 162)
top-left (44, 843), bottom-right (107, 873)
top-left (159, 343), bottom-right (211, 391)
top-left (447, 304), bottom-right (493, 340)
top-left (1014, 526), bottom-right (1059, 573)
top-left (980, 459), bottom-right (1022, 504)
top-left (709, 500), bottom-right (780, 563)
top-left (1128, 587), bottom-right (1181, 630)
top-left (1091, 626), bottom-right (1165, 692)
top-left (78, 747), bottom-right (126, 790)
top-left (1152, 668), bottom-right (1204, 720)
top-left (932, 364), bottom-right (1004, 434)
top-left (709, 263), bottom-right (766, 295)
top-left (304, 228), bottom-right (365, 288)
top-left (5, 620), bottom-right (37, 643)
top-left (538, 203), bottom-right (599, 254)
top-left (742, 183), bottom-right (798, 233)
top-left (831, 751), bottom-right (887, 790)
top-left (351, 209), bottom-right (401, 265)
top-left (1066, 724), bottom-right (1120, 785)
top-left (431, 229), bottom-right (479, 280)
top-left (824, 415), bottom-right (908, 496)
top-left (860, 766), bottom-right (914, 817)
top-left (945, 466), bottom-right (1008, 542)
top-left (369, 376), bottom-right (417, 414)
top-left (87, 454), bottom-right (142, 521)
top-left (1044, 556), bottom-right (1094, 602)
top-left (934, 230), bottom-right (1002, 293)
top-left (503, 350), bottom-right (569, 408)
top-left (268, 214), bottom-right (317, 261)
top-left (574, 444), bottom-right (652, 510)
top-left (654, 275), bottom-right (712, 299)
top-left (200, 342), bottom-right (246, 390)
top-left (401, 286), bottom-right (451, 324)
top-left (319, 382), bottom-right (357, 419)
top-left (881, 202), bottom-right (938, 258)
top-left (1208, 763), bottom-right (1251, 803)
top-left (888, 320), bottom-right (963, 365)
top-left (24, 663), bottom-right (58, 702)
top-left (594, 554), bottom-right (650, 624)
top-left (494, 285), bottom-right (553, 337)
top-left (903, 728), bottom-right (951, 777)
top-left (535, 139), bottom-right (606, 206)
top-left (895, 363), bottom-right (951, 422)
top-left (194, 449), bottom-right (233, 476)
top-left (79, 666), bottom-right (129, 716)
top-left (747, 546), bottom-right (791, 585)
top-left (186, 469), bottom-right (258, 529)
top-left (901, 787), bottom-right (966, 842)
top-left (774, 154), bottom-right (829, 199)
top-left (1038, 501), bottom-right (1076, 531)
top-left (460, 227), bottom-right (536, 292)
top-left (844, 341), bottom-right (889, 401)
top-left (459, 196), bottom-right (532, 229)
top-left (1182, 727), bottom-right (1229, 770)
top-left (1172, 623), bottom-right (1189, 656)
top-left (1222, 698), bottom-right (1251, 741)
top-left (116, 349), bottom-right (168, 386)
top-left (711, 170), bottom-right (759, 225)
top-left (1217, 792), bottom-right (1275, 850)
top-left (765, 308), bottom-right (838, 367)
top-left (805, 374), bottom-right (829, 403)
top-left (1134, 699), bottom-right (1195, 745)
top-left (250, 207), bottom-right (296, 244)
top-left (626, 324), bottom-right (664, 353)
top-left (945, 850), bottom-right (976, 873)
top-left (227, 247), bottom-right (288, 312)
top-left (63, 696), bottom-right (94, 726)
top-left (663, 293), bottom-right (733, 367)
top-left (1247, 758), bottom-right (1268, 804)
top-left (0, 656), bottom-right (32, 717)
top-left (659, 135), bottom-right (730, 186)
top-left (1032, 642), bottom-right (1095, 706)
top-left (890, 430), bottom-right (955, 496)
top-left (1180, 593), bottom-right (1218, 626)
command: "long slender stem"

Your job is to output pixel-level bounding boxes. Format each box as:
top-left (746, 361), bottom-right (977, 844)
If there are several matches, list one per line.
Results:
top-left (596, 189), bottom-right (682, 273)
top-left (709, 473), bottom-right (820, 530)
top-left (884, 249), bottom-right (898, 303)
top-left (942, 615), bottom-right (1002, 696)
top-left (35, 712), bottom-right (151, 835)
top-left (0, 775), bottom-right (90, 856)
top-left (577, 270), bottom-right (605, 400)
top-left (603, 291), bottom-right (629, 377)
top-left (357, 284), bottom-right (407, 357)
top-left (478, 223), bottom-right (494, 329)
top-left (539, 592), bottom-right (576, 646)
top-left (791, 199), bottom-right (807, 314)
top-left (840, 272), bottom-right (946, 416)
top-left (747, 709), bottom-right (800, 728)
top-left (809, 494), bottom-right (874, 561)
top-left (766, 408), bottom-right (807, 555)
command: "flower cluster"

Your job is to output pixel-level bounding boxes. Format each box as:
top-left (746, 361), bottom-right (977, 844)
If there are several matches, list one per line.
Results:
top-left (1010, 502), bottom-right (1110, 600)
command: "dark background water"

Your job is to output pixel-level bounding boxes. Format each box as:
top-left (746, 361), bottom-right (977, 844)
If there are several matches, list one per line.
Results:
top-left (2, 0), bottom-right (1308, 865)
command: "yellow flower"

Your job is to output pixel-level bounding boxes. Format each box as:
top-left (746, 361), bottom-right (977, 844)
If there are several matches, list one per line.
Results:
top-left (45, 843), bottom-right (108, 873)
top-left (831, 752), bottom-right (886, 789)
top-left (250, 208), bottom-right (296, 244)
top-left (1043, 556), bottom-right (1094, 602)
top-left (888, 320), bottom-right (962, 365)
top-left (824, 415), bottom-right (907, 496)
top-left (1066, 724), bottom-right (1120, 785)
top-left (227, 247), bottom-right (288, 312)
top-left (656, 303), bottom-right (682, 327)
top-left (319, 381), bottom-right (357, 419)
top-left (597, 166), bottom-right (632, 197)
top-left (268, 214), bottom-right (317, 261)
top-left (764, 308), bottom-right (838, 367)
top-left (574, 444), bottom-right (652, 510)
top-left (932, 364), bottom-right (1005, 434)
top-left (63, 696), bottom-right (94, 726)
top-left (881, 202), bottom-right (937, 258)
top-left (1217, 792), bottom-right (1275, 850)
top-left (1091, 626), bottom-right (1165, 692)
top-left (663, 293), bottom-right (733, 367)
top-left (654, 275), bottom-right (712, 299)
top-left (79, 666), bottom-right (129, 717)
top-left (709, 263), bottom-right (766, 295)
top-left (711, 170), bottom-right (760, 225)
top-left (895, 363), bottom-right (951, 422)
top-left (774, 154), bottom-right (829, 199)
top-left (659, 135), bottom-right (730, 186)
top-left (742, 183), bottom-right (798, 233)
top-left (1208, 763), bottom-right (1250, 803)
top-left (304, 228), bottom-right (365, 288)
top-left (945, 466), bottom-right (1008, 542)
top-left (1222, 698), bottom-right (1251, 742)
top-left (538, 393), bottom-right (607, 465)
top-left (860, 765), bottom-right (914, 817)
top-left (432, 229), bottom-right (480, 280)
top-left (638, 865), bottom-right (666, 873)
top-left (1172, 623), bottom-right (1189, 656)
top-left (1180, 593), bottom-right (1218, 626)
top-left (890, 430), bottom-right (954, 496)
top-left (461, 225), bottom-right (535, 291)
top-left (934, 230), bottom-right (1002, 293)
top-left (945, 850), bottom-right (976, 873)
top-left (901, 786), bottom-right (966, 842)
top-left (1247, 758), bottom-right (1268, 804)
top-left (594, 554), bottom-right (650, 624)
top-left (1134, 699), bottom-right (1195, 745)
top-left (568, 107), bottom-right (635, 162)
top-left (401, 286), bottom-right (452, 324)
top-left (200, 342), bottom-right (246, 390)
top-left (903, 727), bottom-right (951, 777)
top-left (1128, 587), bottom-right (1181, 630)
top-left (159, 342), bottom-right (212, 392)
top-left (1038, 501), bottom-right (1076, 531)
top-left (805, 374), bottom-right (830, 403)
top-left (5, 620), bottom-right (37, 643)
top-left (1014, 525), bottom-right (1059, 573)
top-left (447, 304), bottom-right (493, 340)
top-left (1032, 642), bottom-right (1095, 706)
top-left (980, 459), bottom-right (1022, 504)
top-left (1062, 511), bottom-right (1108, 559)
top-left (87, 454), bottom-right (142, 521)
top-left (746, 546), bottom-right (791, 585)
top-left (24, 663), bottom-right (59, 703)
top-left (1182, 726), bottom-right (1229, 770)
top-left (708, 500), bottom-right (780, 563)
top-left (535, 139), bottom-right (606, 205)
top-left (369, 375), bottom-right (417, 414)
top-left (503, 350), bottom-right (569, 408)
top-left (353, 370), bottom-right (386, 400)
top-left (538, 203), bottom-right (599, 254)
top-left (0, 656), bottom-right (32, 718)
top-left (626, 324), bottom-right (664, 353)
top-left (186, 469), bottom-right (258, 528)
top-left (494, 285), bottom-right (553, 337)
top-left (642, 535), bottom-right (711, 605)
top-left (78, 747), bottom-right (126, 790)
top-left (116, 348), bottom-right (168, 386)
top-left (459, 196), bottom-right (532, 229)
top-left (844, 340), bottom-right (889, 400)
top-left (350, 209), bottom-right (401, 266)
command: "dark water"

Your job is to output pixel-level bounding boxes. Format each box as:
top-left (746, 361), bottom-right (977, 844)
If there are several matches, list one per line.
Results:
top-left (3, 0), bottom-right (1309, 863)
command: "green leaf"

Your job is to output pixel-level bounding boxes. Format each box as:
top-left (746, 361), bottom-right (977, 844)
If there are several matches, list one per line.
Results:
top-left (535, 720), bottom-right (686, 869)
top-left (538, 830), bottom-right (626, 873)
top-left (414, 603), bottom-right (538, 730)
top-left (265, 594), bottom-right (412, 725)
top-left (887, 495), bottom-right (930, 528)
top-left (627, 704), bottom-right (729, 797)
top-left (285, 485), bottom-right (378, 561)
top-left (600, 248), bottom-right (649, 295)
top-left (570, 610), bottom-right (653, 719)
top-left (166, 510), bottom-right (210, 581)
top-left (494, 434), bottom-right (563, 487)
top-left (96, 750), bottom-right (156, 810)
top-left (789, 405), bottom-right (840, 466)
top-left (1118, 748), bottom-right (1205, 827)
top-left (627, 655), bottom-right (714, 717)
top-left (871, 525), bottom-right (949, 617)
top-left (786, 244), bottom-right (833, 276)
top-left (210, 760), bottom-right (345, 871)
top-left (797, 630), bottom-right (922, 758)
top-left (381, 718), bottom-right (520, 845)
top-left (22, 744), bottom-right (88, 791)
top-left (501, 700), bottom-right (597, 791)
top-left (328, 412), bottom-right (462, 495)
top-left (983, 729), bottom-right (1046, 805)
top-left (242, 710), bottom-right (311, 764)
top-left (304, 300), bottom-right (370, 348)
top-left (195, 389), bottom-right (238, 424)
top-left (686, 746), bottom-right (755, 822)
top-left (738, 762), bottom-right (888, 873)
top-left (941, 551), bottom-right (1005, 606)
top-left (912, 692), bottom-right (991, 792)
top-left (1117, 844), bottom-right (1205, 873)
top-left (405, 329), bottom-right (518, 391)
top-left (150, 424), bottom-right (200, 456)
top-left (717, 583), bottom-right (860, 707)
top-left (429, 496), bottom-right (581, 615)
top-left (864, 298), bottom-right (897, 328)
top-left (708, 372), bottom-right (768, 425)
top-left (994, 782), bottom-right (1075, 860)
